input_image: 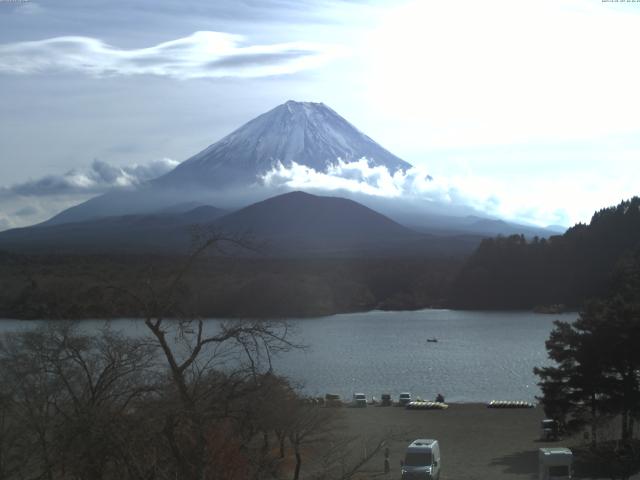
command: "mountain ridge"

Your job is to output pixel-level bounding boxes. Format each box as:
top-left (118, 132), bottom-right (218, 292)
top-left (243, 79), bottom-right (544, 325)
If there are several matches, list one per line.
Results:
top-left (214, 190), bottom-right (425, 255)
top-left (0, 191), bottom-right (441, 256)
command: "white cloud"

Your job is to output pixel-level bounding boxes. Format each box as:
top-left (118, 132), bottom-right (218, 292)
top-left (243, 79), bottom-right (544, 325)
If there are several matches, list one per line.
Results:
top-left (261, 158), bottom-right (637, 228)
top-left (0, 158), bottom-right (181, 231)
top-left (0, 31), bottom-right (343, 79)
top-left (262, 158), bottom-right (515, 218)
top-left (363, 0), bottom-right (640, 148)
top-left (11, 1), bottom-right (44, 15)
top-left (4, 158), bottom-right (179, 196)
top-left (1, 155), bottom-right (633, 233)
top-left (263, 158), bottom-right (433, 198)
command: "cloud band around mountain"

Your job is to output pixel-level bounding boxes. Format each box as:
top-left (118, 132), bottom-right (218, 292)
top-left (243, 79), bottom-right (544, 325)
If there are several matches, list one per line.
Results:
top-left (0, 31), bottom-right (343, 79)
top-left (262, 158), bottom-right (435, 198)
top-left (3, 158), bottom-right (180, 197)
top-left (260, 158), bottom-right (571, 228)
top-left (0, 158), bottom-right (181, 231)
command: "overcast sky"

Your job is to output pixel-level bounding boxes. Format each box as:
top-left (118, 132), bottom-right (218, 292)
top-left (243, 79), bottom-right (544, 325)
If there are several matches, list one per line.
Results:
top-left (1, 0), bottom-right (639, 230)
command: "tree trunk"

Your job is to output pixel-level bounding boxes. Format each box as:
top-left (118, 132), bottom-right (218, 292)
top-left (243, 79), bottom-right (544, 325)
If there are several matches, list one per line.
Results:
top-left (34, 423), bottom-right (56, 480)
top-left (621, 368), bottom-right (635, 442)
top-left (276, 431), bottom-right (286, 458)
top-left (293, 444), bottom-right (301, 480)
top-left (591, 393), bottom-right (598, 447)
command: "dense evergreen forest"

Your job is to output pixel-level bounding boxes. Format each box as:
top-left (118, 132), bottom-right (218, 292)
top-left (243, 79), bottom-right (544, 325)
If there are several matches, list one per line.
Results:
top-left (450, 197), bottom-right (640, 309)
top-left (0, 253), bottom-right (462, 319)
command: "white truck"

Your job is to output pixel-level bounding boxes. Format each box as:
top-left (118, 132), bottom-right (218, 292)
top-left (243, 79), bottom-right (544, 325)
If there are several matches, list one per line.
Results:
top-left (539, 448), bottom-right (572, 480)
top-left (400, 439), bottom-right (441, 480)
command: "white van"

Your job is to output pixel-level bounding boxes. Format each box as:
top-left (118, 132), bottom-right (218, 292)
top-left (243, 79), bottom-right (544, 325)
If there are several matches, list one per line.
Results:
top-left (352, 393), bottom-right (367, 407)
top-left (399, 392), bottom-right (412, 406)
top-left (401, 439), bottom-right (440, 480)
top-left (539, 448), bottom-right (572, 480)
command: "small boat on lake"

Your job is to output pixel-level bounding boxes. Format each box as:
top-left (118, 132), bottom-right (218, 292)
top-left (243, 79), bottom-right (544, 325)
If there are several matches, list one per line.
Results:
top-left (426, 338), bottom-right (438, 343)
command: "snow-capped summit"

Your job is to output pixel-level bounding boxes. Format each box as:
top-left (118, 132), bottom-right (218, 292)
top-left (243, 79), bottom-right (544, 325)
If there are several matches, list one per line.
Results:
top-left (154, 100), bottom-right (412, 188)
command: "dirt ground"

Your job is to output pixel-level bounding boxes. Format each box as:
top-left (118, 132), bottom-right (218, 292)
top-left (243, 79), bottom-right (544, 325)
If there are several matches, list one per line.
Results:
top-left (338, 403), bottom-right (585, 480)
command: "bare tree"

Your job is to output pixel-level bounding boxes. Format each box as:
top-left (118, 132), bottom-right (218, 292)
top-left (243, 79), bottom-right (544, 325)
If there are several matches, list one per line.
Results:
top-left (0, 229), bottom-right (395, 480)
top-left (106, 230), bottom-right (298, 480)
top-left (0, 322), bottom-right (157, 480)
top-left (287, 403), bottom-right (338, 480)
top-left (0, 388), bottom-right (23, 480)
top-left (282, 399), bottom-right (396, 480)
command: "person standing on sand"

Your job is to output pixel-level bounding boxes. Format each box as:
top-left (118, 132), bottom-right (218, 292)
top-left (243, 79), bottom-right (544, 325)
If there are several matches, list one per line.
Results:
top-left (384, 446), bottom-right (390, 474)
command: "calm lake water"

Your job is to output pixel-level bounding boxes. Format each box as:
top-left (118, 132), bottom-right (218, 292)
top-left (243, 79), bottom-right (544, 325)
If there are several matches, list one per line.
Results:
top-left (0, 309), bottom-right (576, 403)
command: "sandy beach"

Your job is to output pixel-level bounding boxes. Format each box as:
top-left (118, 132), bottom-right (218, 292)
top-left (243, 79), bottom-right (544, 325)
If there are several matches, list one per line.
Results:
top-left (339, 403), bottom-right (583, 480)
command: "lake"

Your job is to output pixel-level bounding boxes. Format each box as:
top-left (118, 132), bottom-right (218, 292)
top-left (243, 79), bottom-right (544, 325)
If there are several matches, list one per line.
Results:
top-left (0, 309), bottom-right (576, 403)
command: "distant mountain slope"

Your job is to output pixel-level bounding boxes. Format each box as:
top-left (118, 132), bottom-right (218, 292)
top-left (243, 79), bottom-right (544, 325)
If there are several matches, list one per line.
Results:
top-left (209, 191), bottom-right (482, 257)
top-left (42, 186), bottom-right (190, 227)
top-left (216, 191), bottom-right (412, 238)
top-left (0, 191), bottom-right (482, 257)
top-left (0, 205), bottom-right (227, 254)
top-left (450, 197), bottom-right (640, 309)
top-left (405, 213), bottom-right (563, 238)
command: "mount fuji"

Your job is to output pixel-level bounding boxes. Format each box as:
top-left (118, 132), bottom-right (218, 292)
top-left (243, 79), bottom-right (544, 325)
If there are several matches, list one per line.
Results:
top-left (46, 101), bottom-right (412, 226)
top-left (156, 100), bottom-right (411, 189)
top-left (11, 100), bottom-right (560, 247)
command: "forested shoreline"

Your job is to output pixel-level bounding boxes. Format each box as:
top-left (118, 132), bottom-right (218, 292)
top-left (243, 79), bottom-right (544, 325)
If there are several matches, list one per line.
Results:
top-left (451, 197), bottom-right (640, 310)
top-left (1, 197), bottom-right (639, 320)
top-left (0, 253), bottom-right (463, 320)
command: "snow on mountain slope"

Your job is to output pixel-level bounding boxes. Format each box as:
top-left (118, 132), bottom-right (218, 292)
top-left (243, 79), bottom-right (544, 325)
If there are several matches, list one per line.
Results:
top-left (154, 100), bottom-right (412, 188)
